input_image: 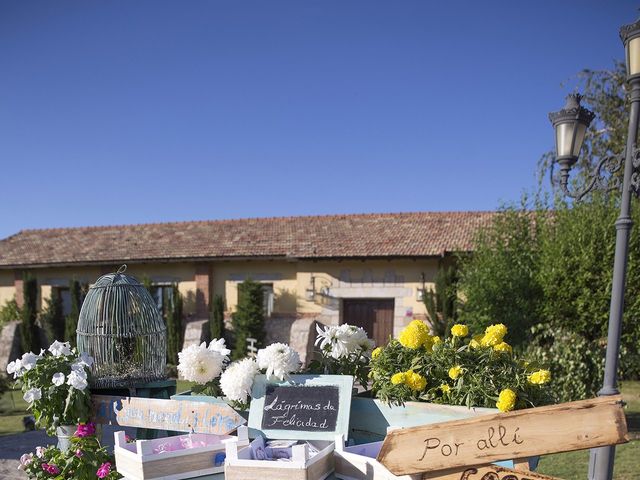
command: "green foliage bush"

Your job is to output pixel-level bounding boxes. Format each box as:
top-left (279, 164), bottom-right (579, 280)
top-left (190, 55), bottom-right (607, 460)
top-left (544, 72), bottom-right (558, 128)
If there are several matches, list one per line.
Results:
top-left (21, 275), bottom-right (38, 353)
top-left (209, 294), bottom-right (225, 340)
top-left (64, 280), bottom-right (83, 348)
top-left (0, 298), bottom-right (21, 330)
top-left (39, 291), bottom-right (64, 344)
top-left (423, 265), bottom-right (459, 337)
top-left (165, 284), bottom-right (183, 365)
top-left (231, 279), bottom-right (265, 360)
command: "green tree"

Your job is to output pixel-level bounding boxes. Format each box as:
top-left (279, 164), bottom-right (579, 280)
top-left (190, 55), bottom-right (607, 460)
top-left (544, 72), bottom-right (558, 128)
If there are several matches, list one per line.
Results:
top-left (39, 290), bottom-right (64, 343)
top-left (65, 280), bottom-right (83, 348)
top-left (423, 265), bottom-right (459, 337)
top-left (165, 284), bottom-right (183, 365)
top-left (458, 200), bottom-right (546, 348)
top-left (231, 279), bottom-right (265, 360)
top-left (0, 298), bottom-right (21, 330)
top-left (209, 294), bottom-right (225, 340)
top-left (21, 274), bottom-right (38, 353)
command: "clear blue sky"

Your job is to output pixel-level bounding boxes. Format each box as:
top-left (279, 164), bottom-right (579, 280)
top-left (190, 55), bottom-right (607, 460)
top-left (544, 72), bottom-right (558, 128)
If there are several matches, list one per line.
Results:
top-left (0, 1), bottom-right (635, 239)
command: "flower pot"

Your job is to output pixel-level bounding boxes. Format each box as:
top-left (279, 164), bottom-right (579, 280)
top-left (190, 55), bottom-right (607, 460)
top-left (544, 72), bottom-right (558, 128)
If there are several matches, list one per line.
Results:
top-left (56, 425), bottom-right (76, 453)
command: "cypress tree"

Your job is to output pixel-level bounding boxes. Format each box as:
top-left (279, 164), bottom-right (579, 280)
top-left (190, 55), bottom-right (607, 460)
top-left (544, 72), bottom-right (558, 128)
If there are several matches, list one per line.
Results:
top-left (209, 294), bottom-right (225, 340)
top-left (40, 290), bottom-right (64, 343)
top-left (231, 279), bottom-right (265, 360)
top-left (21, 274), bottom-right (38, 353)
top-left (423, 265), bottom-right (459, 337)
top-left (165, 284), bottom-right (183, 364)
top-left (65, 280), bottom-right (83, 348)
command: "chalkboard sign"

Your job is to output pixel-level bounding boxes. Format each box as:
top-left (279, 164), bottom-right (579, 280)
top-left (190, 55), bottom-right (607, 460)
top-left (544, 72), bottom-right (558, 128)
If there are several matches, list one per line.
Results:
top-left (261, 384), bottom-right (339, 432)
top-left (248, 374), bottom-right (353, 441)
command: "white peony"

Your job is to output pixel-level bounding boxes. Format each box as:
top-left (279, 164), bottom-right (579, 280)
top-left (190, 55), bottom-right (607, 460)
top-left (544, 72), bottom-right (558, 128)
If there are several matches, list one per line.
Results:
top-left (177, 342), bottom-right (225, 384)
top-left (208, 338), bottom-right (231, 359)
top-left (220, 358), bottom-right (260, 404)
top-left (256, 343), bottom-right (300, 380)
top-left (23, 388), bottom-right (41, 403)
top-left (52, 372), bottom-right (65, 387)
top-left (48, 340), bottom-right (72, 357)
top-left (67, 369), bottom-right (88, 391)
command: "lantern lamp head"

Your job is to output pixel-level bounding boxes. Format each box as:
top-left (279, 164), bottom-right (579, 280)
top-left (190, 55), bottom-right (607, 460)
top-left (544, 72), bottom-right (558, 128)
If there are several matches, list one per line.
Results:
top-left (548, 93), bottom-right (595, 176)
top-left (620, 17), bottom-right (640, 80)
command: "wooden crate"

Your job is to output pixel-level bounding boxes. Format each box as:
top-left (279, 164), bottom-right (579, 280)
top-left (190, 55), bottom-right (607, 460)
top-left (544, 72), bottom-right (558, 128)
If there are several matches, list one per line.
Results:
top-left (114, 428), bottom-right (249, 480)
top-left (334, 435), bottom-right (421, 480)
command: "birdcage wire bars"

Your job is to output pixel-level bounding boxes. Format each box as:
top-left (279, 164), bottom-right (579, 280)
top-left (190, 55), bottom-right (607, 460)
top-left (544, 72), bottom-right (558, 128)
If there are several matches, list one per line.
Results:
top-left (77, 266), bottom-right (167, 388)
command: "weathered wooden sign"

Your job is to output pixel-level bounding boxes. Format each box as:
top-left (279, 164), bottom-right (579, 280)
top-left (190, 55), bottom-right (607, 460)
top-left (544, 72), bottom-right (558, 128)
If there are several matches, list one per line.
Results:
top-left (422, 465), bottom-right (564, 480)
top-left (91, 395), bottom-right (246, 435)
top-left (378, 395), bottom-right (628, 476)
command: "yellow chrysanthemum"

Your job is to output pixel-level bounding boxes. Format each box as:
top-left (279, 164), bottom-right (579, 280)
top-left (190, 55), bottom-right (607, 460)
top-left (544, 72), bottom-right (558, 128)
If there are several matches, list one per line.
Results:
top-left (405, 370), bottom-right (427, 392)
top-left (493, 342), bottom-right (512, 354)
top-left (398, 323), bottom-right (429, 349)
top-left (496, 388), bottom-right (517, 412)
top-left (450, 324), bottom-right (469, 337)
top-left (469, 334), bottom-right (483, 349)
top-left (422, 335), bottom-right (435, 351)
top-left (448, 365), bottom-right (463, 380)
top-left (391, 372), bottom-right (406, 385)
top-left (528, 369), bottom-right (551, 385)
top-left (481, 324), bottom-right (508, 347)
top-left (371, 347), bottom-right (382, 359)
top-left (439, 383), bottom-right (451, 394)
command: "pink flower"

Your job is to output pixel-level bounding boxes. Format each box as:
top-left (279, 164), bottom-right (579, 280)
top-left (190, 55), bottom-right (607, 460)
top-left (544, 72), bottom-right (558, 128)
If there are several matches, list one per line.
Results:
top-left (18, 453), bottom-right (32, 470)
top-left (75, 422), bottom-right (96, 438)
top-left (96, 462), bottom-right (111, 478)
top-left (75, 449), bottom-right (83, 458)
top-left (35, 446), bottom-right (46, 458)
top-left (42, 463), bottom-right (60, 475)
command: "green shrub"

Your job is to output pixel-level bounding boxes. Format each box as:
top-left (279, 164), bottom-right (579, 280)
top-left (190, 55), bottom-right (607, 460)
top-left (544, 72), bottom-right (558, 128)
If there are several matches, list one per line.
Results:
top-left (231, 279), bottom-right (264, 360)
top-left (423, 265), bottom-right (459, 337)
top-left (39, 291), bottom-right (64, 343)
top-left (21, 274), bottom-right (38, 353)
top-left (0, 298), bottom-right (21, 330)
top-left (209, 294), bottom-right (225, 340)
top-left (165, 284), bottom-right (183, 364)
top-left (64, 280), bottom-right (83, 348)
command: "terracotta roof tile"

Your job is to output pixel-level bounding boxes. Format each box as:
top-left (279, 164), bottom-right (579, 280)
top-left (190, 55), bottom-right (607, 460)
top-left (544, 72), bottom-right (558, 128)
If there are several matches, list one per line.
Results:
top-left (0, 212), bottom-right (495, 267)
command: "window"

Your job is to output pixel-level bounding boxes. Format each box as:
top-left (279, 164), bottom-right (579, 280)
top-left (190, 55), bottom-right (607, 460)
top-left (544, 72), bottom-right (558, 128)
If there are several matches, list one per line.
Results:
top-left (262, 283), bottom-right (274, 317)
top-left (150, 284), bottom-right (174, 317)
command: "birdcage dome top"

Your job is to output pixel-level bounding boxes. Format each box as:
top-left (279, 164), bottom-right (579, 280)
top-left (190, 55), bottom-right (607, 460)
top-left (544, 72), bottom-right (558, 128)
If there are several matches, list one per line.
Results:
top-left (77, 265), bottom-right (167, 388)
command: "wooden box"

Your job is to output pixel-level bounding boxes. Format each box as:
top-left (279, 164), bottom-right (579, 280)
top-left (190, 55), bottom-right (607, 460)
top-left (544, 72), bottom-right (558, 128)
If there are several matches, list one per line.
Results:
top-left (114, 428), bottom-right (249, 480)
top-left (224, 374), bottom-right (354, 480)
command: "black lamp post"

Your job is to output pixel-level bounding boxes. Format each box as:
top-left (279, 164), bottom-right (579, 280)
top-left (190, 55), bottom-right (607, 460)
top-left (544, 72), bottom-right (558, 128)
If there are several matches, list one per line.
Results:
top-left (548, 17), bottom-right (640, 480)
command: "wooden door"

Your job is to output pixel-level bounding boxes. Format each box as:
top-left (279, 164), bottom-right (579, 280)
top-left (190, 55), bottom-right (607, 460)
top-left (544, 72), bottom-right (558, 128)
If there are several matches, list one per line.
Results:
top-left (342, 299), bottom-right (394, 348)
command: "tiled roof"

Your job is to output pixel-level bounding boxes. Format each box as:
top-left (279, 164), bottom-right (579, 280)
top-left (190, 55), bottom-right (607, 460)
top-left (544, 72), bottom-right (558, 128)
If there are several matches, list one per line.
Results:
top-left (0, 212), bottom-right (495, 267)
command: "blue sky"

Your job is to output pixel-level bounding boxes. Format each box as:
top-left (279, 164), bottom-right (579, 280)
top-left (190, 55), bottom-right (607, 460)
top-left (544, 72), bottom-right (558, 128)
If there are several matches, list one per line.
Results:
top-left (0, 1), bottom-right (635, 239)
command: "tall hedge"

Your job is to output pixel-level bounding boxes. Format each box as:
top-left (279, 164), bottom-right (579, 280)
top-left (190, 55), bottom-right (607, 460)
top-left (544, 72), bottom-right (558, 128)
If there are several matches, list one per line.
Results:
top-left (39, 290), bottom-right (64, 343)
top-left (21, 274), bottom-right (38, 353)
top-left (210, 294), bottom-right (225, 341)
top-left (231, 279), bottom-right (265, 360)
top-left (165, 284), bottom-right (183, 365)
top-left (64, 280), bottom-right (83, 348)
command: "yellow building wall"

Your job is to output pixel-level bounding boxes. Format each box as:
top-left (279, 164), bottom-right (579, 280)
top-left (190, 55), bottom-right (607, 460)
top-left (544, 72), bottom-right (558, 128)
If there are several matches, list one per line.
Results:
top-left (0, 270), bottom-right (14, 307)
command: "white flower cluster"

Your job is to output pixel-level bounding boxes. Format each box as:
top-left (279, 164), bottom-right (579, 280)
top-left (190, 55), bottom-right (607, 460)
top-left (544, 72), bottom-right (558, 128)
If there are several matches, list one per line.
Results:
top-left (177, 338), bottom-right (230, 384)
top-left (256, 343), bottom-right (300, 380)
top-left (315, 323), bottom-right (374, 360)
top-left (220, 357), bottom-right (260, 404)
top-left (6, 351), bottom-right (42, 379)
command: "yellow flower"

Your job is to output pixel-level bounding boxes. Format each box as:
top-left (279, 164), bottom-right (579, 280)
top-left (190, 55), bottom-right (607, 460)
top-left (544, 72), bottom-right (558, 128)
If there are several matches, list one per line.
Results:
top-left (450, 324), bottom-right (469, 337)
top-left (469, 334), bottom-right (483, 349)
top-left (496, 388), bottom-right (517, 412)
top-left (398, 322), bottom-right (429, 349)
top-left (422, 335), bottom-right (435, 351)
top-left (493, 342), bottom-right (512, 354)
top-left (448, 365), bottom-right (463, 380)
top-left (439, 383), bottom-right (451, 394)
top-left (405, 370), bottom-right (427, 392)
top-left (481, 324), bottom-right (508, 347)
top-left (391, 372), bottom-right (406, 385)
top-left (371, 347), bottom-right (382, 359)
top-left (528, 369), bottom-right (551, 385)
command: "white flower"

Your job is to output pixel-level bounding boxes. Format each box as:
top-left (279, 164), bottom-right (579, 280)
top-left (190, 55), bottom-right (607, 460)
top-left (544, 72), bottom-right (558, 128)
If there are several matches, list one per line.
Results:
top-left (208, 338), bottom-right (231, 360)
top-left (315, 323), bottom-right (373, 360)
top-left (48, 340), bottom-right (72, 357)
top-left (23, 388), bottom-right (41, 403)
top-left (177, 342), bottom-right (225, 384)
top-left (256, 343), bottom-right (300, 381)
top-left (35, 446), bottom-right (46, 458)
top-left (6, 359), bottom-right (23, 378)
top-left (76, 351), bottom-right (94, 368)
top-left (52, 372), bottom-right (65, 387)
top-left (20, 352), bottom-right (41, 371)
top-left (67, 370), bottom-right (88, 391)
top-left (18, 453), bottom-right (33, 470)
top-left (220, 358), bottom-right (260, 404)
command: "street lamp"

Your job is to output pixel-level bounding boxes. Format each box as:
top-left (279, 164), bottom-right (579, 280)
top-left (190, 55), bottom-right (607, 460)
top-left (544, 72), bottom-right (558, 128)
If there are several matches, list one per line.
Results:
top-left (548, 16), bottom-right (640, 480)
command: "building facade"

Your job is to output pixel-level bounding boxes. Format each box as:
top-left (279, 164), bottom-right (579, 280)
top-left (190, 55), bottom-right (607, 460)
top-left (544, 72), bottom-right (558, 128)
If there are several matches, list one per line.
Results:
top-left (0, 212), bottom-right (493, 361)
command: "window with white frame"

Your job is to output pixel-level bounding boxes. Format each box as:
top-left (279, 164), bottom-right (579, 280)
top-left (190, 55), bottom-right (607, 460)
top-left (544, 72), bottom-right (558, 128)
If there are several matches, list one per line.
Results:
top-left (262, 283), bottom-right (274, 317)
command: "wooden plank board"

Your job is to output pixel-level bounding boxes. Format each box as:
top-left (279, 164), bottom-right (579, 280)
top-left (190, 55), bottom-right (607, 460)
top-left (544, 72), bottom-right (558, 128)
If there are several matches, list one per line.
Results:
top-left (377, 396), bottom-right (628, 476)
top-left (422, 465), bottom-right (564, 480)
top-left (91, 395), bottom-right (246, 435)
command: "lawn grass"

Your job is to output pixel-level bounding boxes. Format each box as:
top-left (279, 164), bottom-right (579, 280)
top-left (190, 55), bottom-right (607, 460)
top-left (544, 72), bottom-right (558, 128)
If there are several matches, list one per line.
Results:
top-left (0, 386), bottom-right (30, 436)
